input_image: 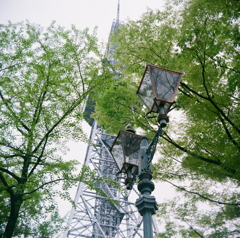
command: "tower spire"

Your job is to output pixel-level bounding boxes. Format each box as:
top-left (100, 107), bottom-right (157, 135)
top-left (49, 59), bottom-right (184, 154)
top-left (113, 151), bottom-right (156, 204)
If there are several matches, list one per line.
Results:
top-left (117, 0), bottom-right (120, 23)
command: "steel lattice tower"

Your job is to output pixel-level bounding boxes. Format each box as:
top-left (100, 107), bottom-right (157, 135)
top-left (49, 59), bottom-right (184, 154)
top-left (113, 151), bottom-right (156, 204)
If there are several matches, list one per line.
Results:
top-left (62, 2), bottom-right (159, 237)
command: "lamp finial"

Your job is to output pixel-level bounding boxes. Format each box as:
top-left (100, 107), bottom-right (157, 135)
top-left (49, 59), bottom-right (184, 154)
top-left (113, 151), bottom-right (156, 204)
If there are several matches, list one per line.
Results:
top-left (126, 124), bottom-right (136, 134)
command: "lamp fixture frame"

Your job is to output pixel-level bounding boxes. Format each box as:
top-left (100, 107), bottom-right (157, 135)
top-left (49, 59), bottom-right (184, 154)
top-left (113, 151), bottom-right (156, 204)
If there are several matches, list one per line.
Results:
top-left (136, 63), bottom-right (183, 115)
top-left (109, 129), bottom-right (144, 175)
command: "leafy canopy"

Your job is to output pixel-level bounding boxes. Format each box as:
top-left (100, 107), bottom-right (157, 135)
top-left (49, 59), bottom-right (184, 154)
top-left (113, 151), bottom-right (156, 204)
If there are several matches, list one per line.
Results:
top-left (93, 0), bottom-right (240, 236)
top-left (0, 21), bottom-right (120, 237)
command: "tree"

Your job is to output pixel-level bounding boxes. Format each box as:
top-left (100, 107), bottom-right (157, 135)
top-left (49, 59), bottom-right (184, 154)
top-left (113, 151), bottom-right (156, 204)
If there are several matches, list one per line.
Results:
top-left (0, 21), bottom-right (118, 237)
top-left (92, 0), bottom-right (240, 236)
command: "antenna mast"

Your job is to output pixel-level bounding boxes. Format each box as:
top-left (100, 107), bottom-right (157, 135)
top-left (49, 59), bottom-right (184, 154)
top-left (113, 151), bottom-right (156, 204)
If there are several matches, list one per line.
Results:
top-left (117, 0), bottom-right (120, 23)
top-left (62, 0), bottom-right (160, 236)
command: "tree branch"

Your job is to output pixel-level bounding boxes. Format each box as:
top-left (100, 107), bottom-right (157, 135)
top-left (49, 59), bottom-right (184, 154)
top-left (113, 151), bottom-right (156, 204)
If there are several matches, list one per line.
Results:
top-left (206, 53), bottom-right (240, 74)
top-left (28, 135), bottom-right (49, 178)
top-left (162, 132), bottom-right (236, 175)
top-left (0, 91), bottom-right (30, 133)
top-left (180, 218), bottom-right (204, 238)
top-left (0, 168), bottom-right (21, 183)
top-left (180, 82), bottom-right (209, 100)
top-left (209, 96), bottom-right (240, 135)
top-left (0, 142), bottom-right (25, 156)
top-left (21, 178), bottom-right (65, 197)
top-left (218, 113), bottom-right (240, 150)
top-left (165, 179), bottom-right (240, 206)
top-left (31, 90), bottom-right (89, 155)
top-left (0, 63), bottom-right (21, 72)
top-left (0, 172), bottom-right (14, 195)
top-left (196, 47), bottom-right (239, 135)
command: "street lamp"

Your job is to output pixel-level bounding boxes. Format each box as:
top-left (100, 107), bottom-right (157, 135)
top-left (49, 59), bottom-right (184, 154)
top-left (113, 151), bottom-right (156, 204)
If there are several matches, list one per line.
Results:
top-left (110, 63), bottom-right (183, 238)
top-left (137, 63), bottom-right (183, 128)
top-left (110, 124), bottom-right (148, 190)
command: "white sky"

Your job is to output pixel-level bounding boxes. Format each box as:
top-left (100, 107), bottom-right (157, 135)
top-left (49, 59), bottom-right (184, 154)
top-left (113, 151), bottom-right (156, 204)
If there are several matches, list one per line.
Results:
top-left (0, 0), bottom-right (176, 229)
top-left (0, 0), bottom-right (165, 43)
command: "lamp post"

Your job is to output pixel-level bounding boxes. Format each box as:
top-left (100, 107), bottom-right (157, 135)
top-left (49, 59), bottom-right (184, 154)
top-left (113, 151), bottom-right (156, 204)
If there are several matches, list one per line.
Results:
top-left (110, 63), bottom-right (183, 237)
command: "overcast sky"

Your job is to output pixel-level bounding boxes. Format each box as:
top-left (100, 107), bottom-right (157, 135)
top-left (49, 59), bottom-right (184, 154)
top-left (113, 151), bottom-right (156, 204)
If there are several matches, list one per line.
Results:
top-left (0, 0), bottom-right (165, 43)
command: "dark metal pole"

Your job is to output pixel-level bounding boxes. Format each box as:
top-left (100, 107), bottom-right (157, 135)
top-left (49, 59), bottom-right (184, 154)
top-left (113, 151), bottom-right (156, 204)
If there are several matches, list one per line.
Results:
top-left (135, 137), bottom-right (158, 238)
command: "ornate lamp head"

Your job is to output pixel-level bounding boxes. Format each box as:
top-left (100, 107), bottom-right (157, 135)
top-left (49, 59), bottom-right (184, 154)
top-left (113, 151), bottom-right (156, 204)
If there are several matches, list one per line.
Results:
top-left (136, 63), bottom-right (183, 121)
top-left (110, 125), bottom-right (145, 189)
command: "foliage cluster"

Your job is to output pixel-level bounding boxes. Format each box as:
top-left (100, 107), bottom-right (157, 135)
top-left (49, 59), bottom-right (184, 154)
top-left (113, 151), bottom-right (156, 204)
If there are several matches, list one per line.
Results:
top-left (0, 21), bottom-right (119, 237)
top-left (93, 0), bottom-right (240, 236)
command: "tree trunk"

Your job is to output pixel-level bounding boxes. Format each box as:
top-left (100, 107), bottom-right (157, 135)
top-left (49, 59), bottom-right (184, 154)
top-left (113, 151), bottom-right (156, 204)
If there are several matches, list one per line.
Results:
top-left (3, 195), bottom-right (23, 238)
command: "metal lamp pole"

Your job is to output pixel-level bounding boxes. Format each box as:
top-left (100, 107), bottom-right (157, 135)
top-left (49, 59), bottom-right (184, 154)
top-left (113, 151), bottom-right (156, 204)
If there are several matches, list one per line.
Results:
top-left (116, 124), bottom-right (163, 238)
top-left (136, 136), bottom-right (158, 238)
top-left (134, 63), bottom-right (183, 237)
top-left (135, 124), bottom-right (164, 238)
top-left (110, 63), bottom-right (183, 238)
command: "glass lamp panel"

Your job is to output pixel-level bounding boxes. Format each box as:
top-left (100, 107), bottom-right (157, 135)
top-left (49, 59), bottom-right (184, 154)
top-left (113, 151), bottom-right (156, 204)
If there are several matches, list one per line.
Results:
top-left (120, 131), bottom-right (142, 167)
top-left (137, 68), bottom-right (154, 111)
top-left (150, 66), bottom-right (182, 103)
top-left (110, 134), bottom-right (125, 172)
